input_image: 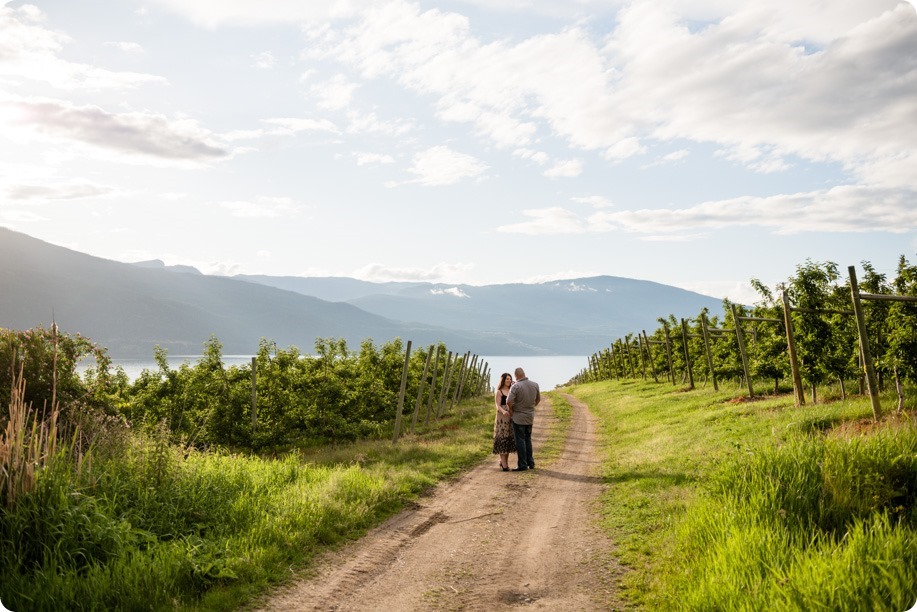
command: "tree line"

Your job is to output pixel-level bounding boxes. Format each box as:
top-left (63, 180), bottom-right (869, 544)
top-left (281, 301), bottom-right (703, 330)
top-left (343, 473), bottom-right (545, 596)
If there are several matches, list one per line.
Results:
top-left (577, 256), bottom-right (917, 418)
top-left (1, 330), bottom-right (489, 451)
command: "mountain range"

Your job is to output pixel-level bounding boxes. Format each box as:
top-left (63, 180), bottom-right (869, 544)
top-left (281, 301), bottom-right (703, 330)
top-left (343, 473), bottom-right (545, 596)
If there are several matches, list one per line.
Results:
top-left (0, 227), bottom-right (724, 358)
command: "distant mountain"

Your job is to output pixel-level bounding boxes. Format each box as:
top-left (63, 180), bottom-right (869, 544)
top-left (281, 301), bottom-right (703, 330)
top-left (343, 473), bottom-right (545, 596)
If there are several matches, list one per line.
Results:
top-left (0, 228), bottom-right (499, 357)
top-left (1, 228), bottom-right (725, 358)
top-left (236, 274), bottom-right (726, 354)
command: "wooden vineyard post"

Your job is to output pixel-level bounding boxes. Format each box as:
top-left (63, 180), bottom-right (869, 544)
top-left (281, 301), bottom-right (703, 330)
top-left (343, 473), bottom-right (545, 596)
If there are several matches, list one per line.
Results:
top-left (251, 356), bottom-right (258, 432)
top-left (450, 351), bottom-right (470, 413)
top-left (663, 323), bottom-right (676, 386)
top-left (731, 304), bottom-right (753, 398)
top-left (848, 266), bottom-right (882, 420)
top-left (680, 318), bottom-right (695, 390)
top-left (456, 353), bottom-right (476, 414)
top-left (611, 345), bottom-right (621, 380)
top-left (622, 338), bottom-right (636, 379)
top-left (636, 336), bottom-right (648, 380)
top-left (642, 330), bottom-right (658, 382)
top-left (436, 351), bottom-right (454, 418)
top-left (392, 340), bottom-right (412, 442)
top-left (781, 291), bottom-right (805, 407)
top-left (425, 346), bottom-right (442, 425)
top-left (700, 313), bottom-right (718, 391)
top-left (410, 345), bottom-right (434, 433)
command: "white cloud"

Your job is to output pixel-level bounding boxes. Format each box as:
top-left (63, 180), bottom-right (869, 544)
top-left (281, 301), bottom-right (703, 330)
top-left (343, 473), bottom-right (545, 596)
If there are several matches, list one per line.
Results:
top-left (105, 41), bottom-right (144, 54)
top-left (144, 0), bottom-right (374, 27)
top-left (571, 195), bottom-right (613, 208)
top-left (430, 287), bottom-right (470, 298)
top-left (1, 96), bottom-right (230, 163)
top-left (354, 152), bottom-right (395, 165)
top-left (497, 207), bottom-right (585, 235)
top-left (676, 279), bottom-right (762, 304)
top-left (604, 137), bottom-right (646, 161)
top-left (498, 184), bottom-right (917, 237)
top-left (311, 74), bottom-right (358, 110)
top-left (544, 158), bottom-right (583, 178)
top-left (354, 261), bottom-right (473, 282)
top-left (590, 186), bottom-right (917, 235)
top-left (262, 117), bottom-right (340, 134)
top-left (6, 180), bottom-right (115, 200)
top-left (0, 6), bottom-right (165, 91)
top-left (402, 145), bottom-right (488, 186)
top-left (219, 196), bottom-right (301, 218)
top-left (513, 148), bottom-right (550, 165)
top-left (561, 281), bottom-right (597, 292)
top-left (251, 51), bottom-right (275, 69)
top-left (345, 110), bottom-right (413, 136)
top-left (304, 0), bottom-right (914, 193)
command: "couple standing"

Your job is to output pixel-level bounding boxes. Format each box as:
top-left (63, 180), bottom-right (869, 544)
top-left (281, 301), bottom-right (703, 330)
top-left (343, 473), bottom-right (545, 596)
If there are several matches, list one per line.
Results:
top-left (493, 367), bottom-right (541, 472)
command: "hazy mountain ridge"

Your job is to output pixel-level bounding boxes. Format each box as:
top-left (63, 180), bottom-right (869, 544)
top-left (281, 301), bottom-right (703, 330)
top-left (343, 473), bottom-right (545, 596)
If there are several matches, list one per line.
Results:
top-left (2, 228), bottom-right (724, 358)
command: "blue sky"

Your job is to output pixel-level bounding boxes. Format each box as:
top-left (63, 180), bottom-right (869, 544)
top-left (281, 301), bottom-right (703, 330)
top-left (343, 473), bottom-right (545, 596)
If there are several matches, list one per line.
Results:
top-left (1, 0), bottom-right (915, 304)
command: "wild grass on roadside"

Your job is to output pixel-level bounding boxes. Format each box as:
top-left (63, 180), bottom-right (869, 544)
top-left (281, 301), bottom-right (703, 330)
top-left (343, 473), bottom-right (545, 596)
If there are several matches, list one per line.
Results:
top-left (0, 398), bottom-right (494, 611)
top-left (569, 379), bottom-right (917, 610)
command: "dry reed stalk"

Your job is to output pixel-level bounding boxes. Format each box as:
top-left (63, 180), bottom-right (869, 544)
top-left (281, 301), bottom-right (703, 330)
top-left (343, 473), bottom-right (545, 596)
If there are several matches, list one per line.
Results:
top-left (1, 364), bottom-right (61, 507)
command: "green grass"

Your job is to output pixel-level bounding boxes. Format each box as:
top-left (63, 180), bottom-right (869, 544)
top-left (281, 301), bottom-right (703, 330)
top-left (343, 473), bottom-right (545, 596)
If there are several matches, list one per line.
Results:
top-left (0, 399), bottom-right (495, 611)
top-left (567, 379), bottom-right (917, 610)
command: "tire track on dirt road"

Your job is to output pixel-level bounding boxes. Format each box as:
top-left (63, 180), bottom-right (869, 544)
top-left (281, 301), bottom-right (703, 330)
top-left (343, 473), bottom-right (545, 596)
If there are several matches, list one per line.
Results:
top-left (255, 394), bottom-right (622, 611)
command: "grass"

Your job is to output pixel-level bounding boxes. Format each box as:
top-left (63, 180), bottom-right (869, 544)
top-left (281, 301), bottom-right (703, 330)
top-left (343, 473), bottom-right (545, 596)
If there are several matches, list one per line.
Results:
top-left (0, 397), bottom-right (496, 611)
top-left (567, 378), bottom-right (917, 610)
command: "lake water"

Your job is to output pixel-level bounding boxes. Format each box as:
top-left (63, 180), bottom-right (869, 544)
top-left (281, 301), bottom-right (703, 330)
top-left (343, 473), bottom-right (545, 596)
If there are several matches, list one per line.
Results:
top-left (109, 355), bottom-right (587, 390)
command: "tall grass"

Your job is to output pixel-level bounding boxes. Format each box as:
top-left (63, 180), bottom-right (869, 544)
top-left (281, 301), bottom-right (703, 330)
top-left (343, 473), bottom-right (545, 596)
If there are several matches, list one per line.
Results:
top-left (0, 394), bottom-right (494, 611)
top-left (1, 365), bottom-right (62, 506)
top-left (671, 425), bottom-right (917, 610)
top-left (569, 379), bottom-right (917, 610)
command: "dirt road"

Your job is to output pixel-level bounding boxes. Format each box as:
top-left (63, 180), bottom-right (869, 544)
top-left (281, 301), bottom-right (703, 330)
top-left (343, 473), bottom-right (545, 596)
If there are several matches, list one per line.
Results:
top-left (255, 394), bottom-right (622, 611)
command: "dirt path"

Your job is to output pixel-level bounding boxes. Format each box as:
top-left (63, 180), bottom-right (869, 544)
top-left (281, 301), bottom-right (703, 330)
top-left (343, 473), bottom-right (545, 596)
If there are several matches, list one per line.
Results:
top-left (254, 394), bottom-right (622, 611)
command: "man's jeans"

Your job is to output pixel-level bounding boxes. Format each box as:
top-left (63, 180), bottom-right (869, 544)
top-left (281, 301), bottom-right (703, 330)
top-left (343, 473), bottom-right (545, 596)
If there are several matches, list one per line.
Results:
top-left (512, 422), bottom-right (534, 469)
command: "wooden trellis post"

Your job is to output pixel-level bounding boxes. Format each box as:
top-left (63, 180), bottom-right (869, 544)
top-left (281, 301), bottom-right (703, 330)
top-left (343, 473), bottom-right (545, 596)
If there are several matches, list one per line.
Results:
top-left (680, 318), bottom-right (695, 390)
top-left (730, 303), bottom-right (753, 398)
top-left (636, 336), bottom-right (648, 380)
top-left (699, 313), bottom-right (718, 391)
top-left (436, 351), bottom-right (454, 418)
top-left (410, 345), bottom-right (434, 433)
top-left (642, 331), bottom-right (659, 383)
top-left (781, 292), bottom-right (805, 407)
top-left (663, 322), bottom-right (676, 386)
top-left (848, 266), bottom-right (882, 420)
top-left (392, 340), bottom-right (412, 442)
top-left (425, 346), bottom-right (442, 425)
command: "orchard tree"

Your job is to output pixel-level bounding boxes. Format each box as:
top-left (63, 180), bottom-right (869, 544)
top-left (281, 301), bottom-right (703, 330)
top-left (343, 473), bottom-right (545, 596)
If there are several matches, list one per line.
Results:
top-left (886, 255), bottom-right (917, 412)
top-left (785, 260), bottom-right (842, 403)
top-left (748, 279), bottom-right (789, 394)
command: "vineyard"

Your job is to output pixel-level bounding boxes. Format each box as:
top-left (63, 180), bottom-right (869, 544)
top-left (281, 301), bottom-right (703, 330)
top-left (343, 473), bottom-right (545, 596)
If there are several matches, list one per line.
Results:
top-left (577, 258), bottom-right (917, 415)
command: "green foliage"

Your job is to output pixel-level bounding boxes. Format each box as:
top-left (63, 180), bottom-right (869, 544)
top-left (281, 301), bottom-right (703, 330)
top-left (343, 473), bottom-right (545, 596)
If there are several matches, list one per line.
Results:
top-left (570, 378), bottom-right (917, 611)
top-left (0, 394), bottom-right (493, 611)
top-left (887, 256), bottom-right (917, 388)
top-left (0, 326), bottom-right (118, 421)
top-left (119, 336), bottom-right (481, 449)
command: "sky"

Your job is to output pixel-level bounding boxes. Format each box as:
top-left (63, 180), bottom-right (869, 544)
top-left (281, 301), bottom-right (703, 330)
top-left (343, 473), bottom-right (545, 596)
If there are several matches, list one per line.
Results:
top-left (1, 0), bottom-right (916, 305)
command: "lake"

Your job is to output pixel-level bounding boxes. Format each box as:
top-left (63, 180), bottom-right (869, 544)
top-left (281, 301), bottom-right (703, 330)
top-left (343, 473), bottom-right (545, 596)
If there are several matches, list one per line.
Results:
top-left (109, 355), bottom-right (587, 390)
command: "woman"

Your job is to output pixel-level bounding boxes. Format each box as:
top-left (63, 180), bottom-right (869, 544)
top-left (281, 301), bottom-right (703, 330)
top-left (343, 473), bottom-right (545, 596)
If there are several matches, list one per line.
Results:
top-left (493, 372), bottom-right (517, 471)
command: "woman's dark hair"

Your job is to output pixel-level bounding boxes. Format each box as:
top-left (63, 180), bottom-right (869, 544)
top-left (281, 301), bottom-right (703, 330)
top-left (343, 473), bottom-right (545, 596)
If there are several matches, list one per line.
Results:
top-left (499, 372), bottom-right (512, 387)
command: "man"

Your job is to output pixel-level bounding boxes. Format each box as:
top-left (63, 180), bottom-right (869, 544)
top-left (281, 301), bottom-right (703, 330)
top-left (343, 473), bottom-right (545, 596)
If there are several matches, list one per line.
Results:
top-left (506, 366), bottom-right (540, 471)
